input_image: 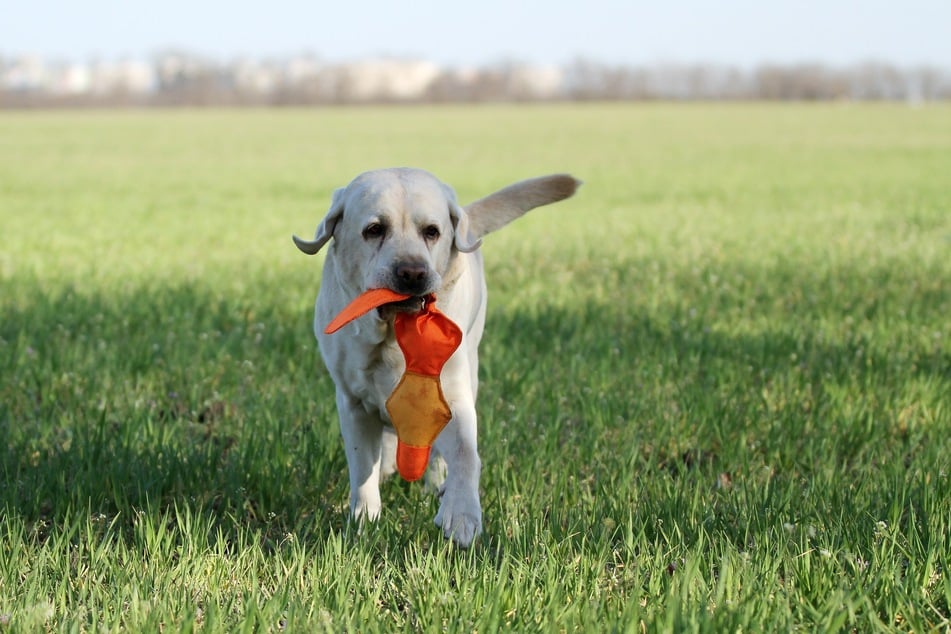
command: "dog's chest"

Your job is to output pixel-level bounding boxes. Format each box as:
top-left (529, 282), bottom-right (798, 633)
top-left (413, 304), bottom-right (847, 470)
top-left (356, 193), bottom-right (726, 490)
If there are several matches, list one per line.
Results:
top-left (349, 339), bottom-right (405, 421)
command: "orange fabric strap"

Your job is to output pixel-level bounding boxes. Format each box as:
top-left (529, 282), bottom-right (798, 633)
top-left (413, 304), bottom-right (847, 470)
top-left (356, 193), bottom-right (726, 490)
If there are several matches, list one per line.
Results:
top-left (325, 289), bottom-right (463, 481)
top-left (324, 287), bottom-right (413, 334)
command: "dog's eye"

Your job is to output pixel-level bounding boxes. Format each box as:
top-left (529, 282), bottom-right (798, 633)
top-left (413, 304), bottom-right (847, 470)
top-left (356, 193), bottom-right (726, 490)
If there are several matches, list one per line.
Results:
top-left (423, 225), bottom-right (441, 241)
top-left (362, 223), bottom-right (385, 240)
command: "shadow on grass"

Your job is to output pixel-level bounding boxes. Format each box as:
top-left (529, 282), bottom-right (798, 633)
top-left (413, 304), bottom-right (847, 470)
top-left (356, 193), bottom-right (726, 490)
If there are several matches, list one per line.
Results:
top-left (0, 258), bottom-right (947, 548)
top-left (0, 281), bottom-right (351, 545)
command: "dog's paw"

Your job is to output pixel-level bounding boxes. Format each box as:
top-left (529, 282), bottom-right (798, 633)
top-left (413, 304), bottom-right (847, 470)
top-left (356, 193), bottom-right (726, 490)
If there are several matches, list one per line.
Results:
top-left (434, 489), bottom-right (482, 547)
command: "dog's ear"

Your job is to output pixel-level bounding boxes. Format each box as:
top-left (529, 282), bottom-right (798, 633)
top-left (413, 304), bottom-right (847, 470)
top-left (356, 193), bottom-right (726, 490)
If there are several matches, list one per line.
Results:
top-left (449, 201), bottom-right (482, 253)
top-left (293, 187), bottom-right (346, 255)
top-left (442, 182), bottom-right (483, 253)
top-left (463, 174), bottom-right (581, 241)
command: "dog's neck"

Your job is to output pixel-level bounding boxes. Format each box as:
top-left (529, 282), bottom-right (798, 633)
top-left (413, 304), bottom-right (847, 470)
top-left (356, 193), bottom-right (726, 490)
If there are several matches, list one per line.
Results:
top-left (440, 247), bottom-right (472, 292)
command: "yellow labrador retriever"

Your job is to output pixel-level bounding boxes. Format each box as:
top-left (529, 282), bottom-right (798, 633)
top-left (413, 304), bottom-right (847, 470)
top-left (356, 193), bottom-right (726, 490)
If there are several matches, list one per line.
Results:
top-left (294, 168), bottom-right (579, 546)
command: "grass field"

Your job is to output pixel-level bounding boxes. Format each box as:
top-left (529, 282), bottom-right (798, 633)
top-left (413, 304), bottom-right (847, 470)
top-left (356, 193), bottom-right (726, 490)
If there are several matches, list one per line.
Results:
top-left (1, 103), bottom-right (950, 632)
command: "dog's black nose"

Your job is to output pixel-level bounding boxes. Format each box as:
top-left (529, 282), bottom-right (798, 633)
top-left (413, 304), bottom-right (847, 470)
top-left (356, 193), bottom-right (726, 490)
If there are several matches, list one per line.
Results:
top-left (394, 262), bottom-right (430, 295)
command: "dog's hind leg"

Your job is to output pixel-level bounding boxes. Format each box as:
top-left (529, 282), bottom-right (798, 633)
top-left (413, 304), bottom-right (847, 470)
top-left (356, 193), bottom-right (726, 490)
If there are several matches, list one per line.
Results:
top-left (380, 426), bottom-right (398, 479)
top-left (424, 452), bottom-right (447, 493)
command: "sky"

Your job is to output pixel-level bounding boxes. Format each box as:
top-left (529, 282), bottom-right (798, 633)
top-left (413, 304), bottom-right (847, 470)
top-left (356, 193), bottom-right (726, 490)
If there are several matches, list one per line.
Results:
top-left (2, 0), bottom-right (950, 67)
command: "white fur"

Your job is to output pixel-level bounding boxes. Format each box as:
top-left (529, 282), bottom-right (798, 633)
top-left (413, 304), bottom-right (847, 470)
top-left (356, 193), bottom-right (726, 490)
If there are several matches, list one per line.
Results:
top-left (294, 167), bottom-right (579, 547)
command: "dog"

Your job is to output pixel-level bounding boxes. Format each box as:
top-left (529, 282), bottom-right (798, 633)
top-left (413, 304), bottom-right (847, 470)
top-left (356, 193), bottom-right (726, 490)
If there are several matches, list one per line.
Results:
top-left (294, 168), bottom-right (580, 546)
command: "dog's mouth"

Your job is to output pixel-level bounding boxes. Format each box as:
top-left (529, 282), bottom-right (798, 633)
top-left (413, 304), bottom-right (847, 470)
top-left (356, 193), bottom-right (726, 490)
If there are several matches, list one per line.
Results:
top-left (376, 295), bottom-right (426, 319)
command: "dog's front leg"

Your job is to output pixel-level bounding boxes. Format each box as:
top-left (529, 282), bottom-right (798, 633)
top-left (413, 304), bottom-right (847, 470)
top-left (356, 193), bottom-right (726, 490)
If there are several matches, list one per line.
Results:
top-left (336, 389), bottom-right (385, 522)
top-left (432, 399), bottom-right (482, 547)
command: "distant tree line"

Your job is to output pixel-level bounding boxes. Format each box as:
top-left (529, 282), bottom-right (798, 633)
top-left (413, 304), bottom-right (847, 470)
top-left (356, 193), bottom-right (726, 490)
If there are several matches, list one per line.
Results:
top-left (561, 60), bottom-right (950, 102)
top-left (1, 55), bottom-right (948, 107)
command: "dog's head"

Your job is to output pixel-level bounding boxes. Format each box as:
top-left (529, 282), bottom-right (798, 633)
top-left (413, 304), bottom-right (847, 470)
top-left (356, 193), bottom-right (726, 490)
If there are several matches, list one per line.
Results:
top-left (294, 168), bottom-right (475, 300)
top-left (294, 168), bottom-right (580, 299)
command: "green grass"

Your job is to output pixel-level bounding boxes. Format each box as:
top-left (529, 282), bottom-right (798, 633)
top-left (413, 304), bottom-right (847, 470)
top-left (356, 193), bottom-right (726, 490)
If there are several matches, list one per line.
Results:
top-left (1, 104), bottom-right (950, 632)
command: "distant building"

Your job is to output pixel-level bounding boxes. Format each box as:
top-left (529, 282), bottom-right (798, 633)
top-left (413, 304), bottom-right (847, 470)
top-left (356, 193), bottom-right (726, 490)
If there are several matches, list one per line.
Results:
top-left (339, 59), bottom-right (441, 100)
top-left (88, 59), bottom-right (156, 95)
top-left (2, 55), bottom-right (49, 92)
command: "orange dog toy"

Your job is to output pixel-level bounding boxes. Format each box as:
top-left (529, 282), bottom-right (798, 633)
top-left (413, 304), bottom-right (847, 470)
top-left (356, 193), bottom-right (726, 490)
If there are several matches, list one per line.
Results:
top-left (325, 289), bottom-right (463, 482)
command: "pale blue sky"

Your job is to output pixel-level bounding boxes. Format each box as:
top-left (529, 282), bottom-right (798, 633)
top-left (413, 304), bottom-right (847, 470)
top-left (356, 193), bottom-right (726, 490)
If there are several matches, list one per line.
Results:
top-left (3, 0), bottom-right (949, 66)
